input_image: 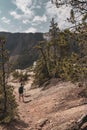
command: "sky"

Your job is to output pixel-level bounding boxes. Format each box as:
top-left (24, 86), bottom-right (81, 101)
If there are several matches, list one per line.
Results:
top-left (0, 0), bottom-right (72, 33)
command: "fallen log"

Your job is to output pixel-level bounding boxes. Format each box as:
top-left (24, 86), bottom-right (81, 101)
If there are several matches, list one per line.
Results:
top-left (77, 114), bottom-right (87, 129)
top-left (69, 114), bottom-right (87, 130)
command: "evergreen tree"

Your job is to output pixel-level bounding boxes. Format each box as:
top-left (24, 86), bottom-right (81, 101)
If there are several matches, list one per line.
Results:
top-left (0, 37), bottom-right (18, 123)
top-left (49, 18), bottom-right (60, 67)
top-left (34, 25), bottom-right (86, 86)
top-left (0, 37), bottom-right (7, 113)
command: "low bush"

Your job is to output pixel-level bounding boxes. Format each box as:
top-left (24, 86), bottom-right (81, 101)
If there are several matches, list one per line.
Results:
top-left (12, 71), bottom-right (29, 82)
top-left (0, 85), bottom-right (18, 124)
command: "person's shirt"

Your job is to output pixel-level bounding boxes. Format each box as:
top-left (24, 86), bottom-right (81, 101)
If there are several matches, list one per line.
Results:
top-left (18, 85), bottom-right (24, 94)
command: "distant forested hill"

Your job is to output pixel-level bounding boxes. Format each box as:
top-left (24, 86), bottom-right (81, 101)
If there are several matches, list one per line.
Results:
top-left (0, 32), bottom-right (44, 69)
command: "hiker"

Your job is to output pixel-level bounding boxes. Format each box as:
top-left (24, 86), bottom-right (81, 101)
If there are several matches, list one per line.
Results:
top-left (18, 83), bottom-right (24, 102)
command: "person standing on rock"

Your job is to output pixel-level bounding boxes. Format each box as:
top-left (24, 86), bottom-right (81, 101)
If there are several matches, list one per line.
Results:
top-left (18, 83), bottom-right (24, 102)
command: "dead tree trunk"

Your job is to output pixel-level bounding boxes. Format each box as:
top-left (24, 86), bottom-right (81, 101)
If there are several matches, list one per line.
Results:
top-left (77, 114), bottom-right (87, 129)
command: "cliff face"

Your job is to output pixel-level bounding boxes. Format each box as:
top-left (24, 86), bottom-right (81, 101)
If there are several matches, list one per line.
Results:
top-left (0, 32), bottom-right (44, 69)
top-left (0, 32), bottom-right (80, 69)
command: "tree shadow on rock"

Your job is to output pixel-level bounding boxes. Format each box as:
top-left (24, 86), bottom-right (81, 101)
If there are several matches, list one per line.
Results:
top-left (24, 100), bottom-right (32, 104)
top-left (3, 119), bottom-right (29, 130)
top-left (24, 94), bottom-right (31, 98)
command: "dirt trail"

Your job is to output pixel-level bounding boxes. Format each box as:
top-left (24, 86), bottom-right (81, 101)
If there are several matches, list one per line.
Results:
top-left (3, 76), bottom-right (87, 130)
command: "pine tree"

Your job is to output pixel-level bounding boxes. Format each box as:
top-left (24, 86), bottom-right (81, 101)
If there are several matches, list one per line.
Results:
top-left (0, 37), bottom-right (18, 123)
top-left (34, 18), bottom-right (87, 86)
top-left (0, 37), bottom-right (7, 113)
top-left (49, 18), bottom-right (60, 66)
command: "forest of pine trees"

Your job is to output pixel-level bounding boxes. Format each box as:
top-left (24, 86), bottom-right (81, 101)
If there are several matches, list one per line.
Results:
top-left (34, 18), bottom-right (87, 86)
top-left (33, 0), bottom-right (87, 86)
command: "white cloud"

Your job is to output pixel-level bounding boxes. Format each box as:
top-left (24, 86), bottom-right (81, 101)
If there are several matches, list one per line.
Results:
top-left (12, 0), bottom-right (34, 15)
top-left (30, 0), bottom-right (42, 10)
top-left (1, 17), bottom-right (11, 24)
top-left (11, 0), bottom-right (35, 21)
top-left (31, 22), bottom-right (39, 26)
top-left (22, 19), bottom-right (29, 24)
top-left (33, 15), bottom-right (47, 23)
top-left (10, 10), bottom-right (34, 22)
top-left (24, 27), bottom-right (37, 33)
top-left (45, 1), bottom-right (72, 29)
top-left (0, 1), bottom-right (74, 33)
top-left (10, 11), bottom-right (21, 19)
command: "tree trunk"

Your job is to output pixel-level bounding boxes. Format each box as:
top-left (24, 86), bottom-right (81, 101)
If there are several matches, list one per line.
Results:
top-left (77, 114), bottom-right (87, 129)
top-left (40, 48), bottom-right (50, 77)
top-left (1, 43), bottom-right (7, 113)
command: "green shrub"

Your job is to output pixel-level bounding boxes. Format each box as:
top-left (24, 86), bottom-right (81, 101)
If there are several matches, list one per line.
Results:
top-left (12, 71), bottom-right (19, 79)
top-left (0, 85), bottom-right (18, 124)
top-left (19, 72), bottom-right (28, 82)
top-left (12, 71), bottom-right (29, 82)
